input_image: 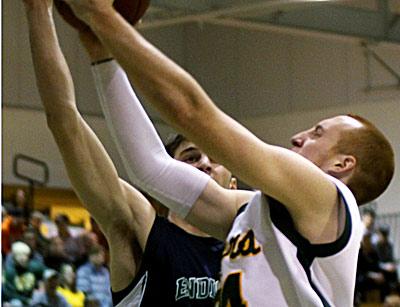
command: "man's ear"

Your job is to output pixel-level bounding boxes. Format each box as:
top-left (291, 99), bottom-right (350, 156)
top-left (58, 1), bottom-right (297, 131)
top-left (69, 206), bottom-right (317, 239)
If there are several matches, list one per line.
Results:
top-left (229, 177), bottom-right (238, 190)
top-left (327, 155), bottom-right (356, 178)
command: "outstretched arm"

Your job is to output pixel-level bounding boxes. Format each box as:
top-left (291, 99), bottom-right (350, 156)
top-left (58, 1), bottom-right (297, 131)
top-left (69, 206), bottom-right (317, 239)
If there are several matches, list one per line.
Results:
top-left (65, 1), bottom-right (338, 242)
top-left (23, 0), bottom-right (155, 290)
top-left (79, 30), bottom-right (249, 240)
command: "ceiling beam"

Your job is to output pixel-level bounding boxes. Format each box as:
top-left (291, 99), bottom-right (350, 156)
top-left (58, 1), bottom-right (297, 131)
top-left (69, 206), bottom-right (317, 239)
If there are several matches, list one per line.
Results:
top-left (139, 0), bottom-right (334, 30)
top-left (204, 17), bottom-right (400, 49)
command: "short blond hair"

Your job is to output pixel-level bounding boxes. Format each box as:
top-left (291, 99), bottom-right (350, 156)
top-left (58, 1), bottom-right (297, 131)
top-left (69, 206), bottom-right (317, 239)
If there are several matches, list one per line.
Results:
top-left (334, 115), bottom-right (394, 205)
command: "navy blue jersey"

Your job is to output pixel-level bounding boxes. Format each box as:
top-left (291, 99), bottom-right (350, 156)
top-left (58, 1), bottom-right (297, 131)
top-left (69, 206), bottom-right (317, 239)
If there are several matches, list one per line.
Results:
top-left (112, 216), bottom-right (224, 306)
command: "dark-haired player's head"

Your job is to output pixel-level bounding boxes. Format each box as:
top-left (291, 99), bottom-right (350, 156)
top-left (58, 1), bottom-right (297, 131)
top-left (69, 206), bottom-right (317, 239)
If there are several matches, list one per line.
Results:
top-left (165, 134), bottom-right (236, 189)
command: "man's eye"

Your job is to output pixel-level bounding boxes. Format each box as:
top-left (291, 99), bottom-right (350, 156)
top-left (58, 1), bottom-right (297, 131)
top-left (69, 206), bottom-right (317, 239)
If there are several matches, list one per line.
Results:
top-left (313, 127), bottom-right (323, 137)
top-left (184, 156), bottom-right (198, 163)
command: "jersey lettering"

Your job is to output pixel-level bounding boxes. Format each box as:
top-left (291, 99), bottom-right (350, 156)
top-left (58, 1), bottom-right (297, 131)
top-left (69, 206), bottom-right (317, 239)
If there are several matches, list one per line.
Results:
top-left (175, 277), bottom-right (219, 301)
top-left (222, 229), bottom-right (261, 260)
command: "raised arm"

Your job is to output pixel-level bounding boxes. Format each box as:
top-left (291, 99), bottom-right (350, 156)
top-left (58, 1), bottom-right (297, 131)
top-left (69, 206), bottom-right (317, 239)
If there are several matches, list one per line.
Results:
top-left (79, 30), bottom-right (249, 240)
top-left (65, 1), bottom-right (338, 241)
top-left (23, 0), bottom-right (156, 290)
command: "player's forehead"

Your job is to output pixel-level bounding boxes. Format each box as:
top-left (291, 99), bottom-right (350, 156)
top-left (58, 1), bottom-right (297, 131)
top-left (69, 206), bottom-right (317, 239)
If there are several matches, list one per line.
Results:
top-left (316, 115), bottom-right (364, 131)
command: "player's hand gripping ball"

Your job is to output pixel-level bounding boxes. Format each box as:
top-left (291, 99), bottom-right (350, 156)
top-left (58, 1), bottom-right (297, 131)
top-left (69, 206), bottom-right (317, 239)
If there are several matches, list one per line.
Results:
top-left (54, 0), bottom-right (150, 30)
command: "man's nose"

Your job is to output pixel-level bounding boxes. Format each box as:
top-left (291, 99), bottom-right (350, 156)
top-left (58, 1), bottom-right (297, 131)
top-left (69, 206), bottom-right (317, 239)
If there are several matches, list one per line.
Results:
top-left (195, 156), bottom-right (212, 175)
top-left (291, 133), bottom-right (304, 147)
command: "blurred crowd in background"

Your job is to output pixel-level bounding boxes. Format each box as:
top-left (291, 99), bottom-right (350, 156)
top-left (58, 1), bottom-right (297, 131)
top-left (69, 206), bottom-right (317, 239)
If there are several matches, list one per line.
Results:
top-left (2, 188), bottom-right (112, 307)
top-left (356, 209), bottom-right (400, 306)
top-left (2, 187), bottom-right (400, 306)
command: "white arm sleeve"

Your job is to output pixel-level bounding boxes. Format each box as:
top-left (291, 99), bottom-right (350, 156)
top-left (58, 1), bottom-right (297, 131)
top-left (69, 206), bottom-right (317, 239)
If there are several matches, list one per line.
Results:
top-left (91, 60), bottom-right (210, 218)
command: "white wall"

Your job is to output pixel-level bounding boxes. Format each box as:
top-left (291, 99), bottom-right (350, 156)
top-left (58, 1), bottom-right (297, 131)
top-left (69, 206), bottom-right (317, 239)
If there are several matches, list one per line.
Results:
top-left (182, 23), bottom-right (400, 118)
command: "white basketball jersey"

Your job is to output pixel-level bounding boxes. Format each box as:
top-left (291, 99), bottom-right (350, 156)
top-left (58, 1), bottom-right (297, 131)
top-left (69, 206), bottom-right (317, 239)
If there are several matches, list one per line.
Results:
top-left (218, 176), bottom-right (362, 307)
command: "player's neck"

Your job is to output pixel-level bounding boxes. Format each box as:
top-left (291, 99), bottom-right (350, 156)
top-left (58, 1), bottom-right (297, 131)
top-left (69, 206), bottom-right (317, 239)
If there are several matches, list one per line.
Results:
top-left (168, 213), bottom-right (210, 238)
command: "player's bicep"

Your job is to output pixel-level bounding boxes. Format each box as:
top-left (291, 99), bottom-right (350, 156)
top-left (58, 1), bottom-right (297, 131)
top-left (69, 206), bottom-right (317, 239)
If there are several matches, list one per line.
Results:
top-left (186, 181), bottom-right (253, 241)
top-left (118, 179), bottom-right (156, 249)
top-left (186, 108), bottom-right (336, 216)
top-left (254, 145), bottom-right (337, 209)
top-left (52, 116), bottom-right (124, 217)
top-left (52, 114), bottom-right (154, 244)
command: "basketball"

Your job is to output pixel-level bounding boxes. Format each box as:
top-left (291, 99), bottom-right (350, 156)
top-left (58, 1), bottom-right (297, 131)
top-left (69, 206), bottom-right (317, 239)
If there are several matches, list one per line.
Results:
top-left (54, 0), bottom-right (151, 31)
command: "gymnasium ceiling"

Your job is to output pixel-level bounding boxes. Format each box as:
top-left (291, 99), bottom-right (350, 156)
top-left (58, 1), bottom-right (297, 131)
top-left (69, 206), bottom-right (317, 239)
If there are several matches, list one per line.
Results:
top-left (141, 0), bottom-right (400, 44)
